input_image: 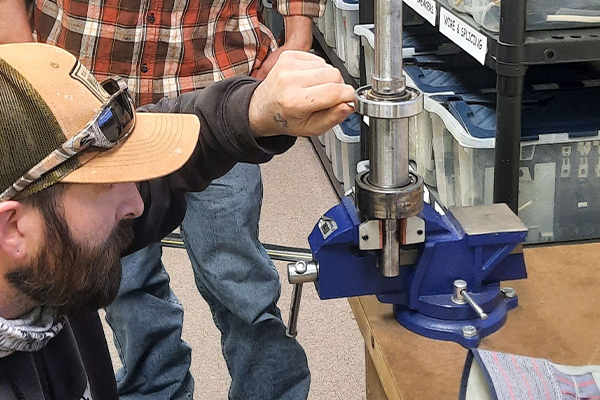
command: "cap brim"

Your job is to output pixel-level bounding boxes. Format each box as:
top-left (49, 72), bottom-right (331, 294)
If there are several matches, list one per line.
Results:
top-left (62, 113), bottom-right (200, 184)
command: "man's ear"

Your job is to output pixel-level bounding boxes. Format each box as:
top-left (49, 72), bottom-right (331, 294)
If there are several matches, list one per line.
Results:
top-left (0, 201), bottom-right (30, 261)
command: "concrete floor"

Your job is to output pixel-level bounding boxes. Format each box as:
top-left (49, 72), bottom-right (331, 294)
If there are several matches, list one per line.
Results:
top-left (101, 138), bottom-right (366, 399)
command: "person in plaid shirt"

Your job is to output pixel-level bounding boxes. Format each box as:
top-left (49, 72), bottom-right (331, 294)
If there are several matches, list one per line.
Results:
top-left (0, 0), bottom-right (322, 398)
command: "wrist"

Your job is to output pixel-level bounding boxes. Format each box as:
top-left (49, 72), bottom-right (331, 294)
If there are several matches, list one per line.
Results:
top-left (248, 84), bottom-right (273, 138)
top-left (283, 15), bottom-right (313, 52)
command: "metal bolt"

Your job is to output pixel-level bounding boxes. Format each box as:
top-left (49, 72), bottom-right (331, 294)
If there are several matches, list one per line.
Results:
top-left (294, 261), bottom-right (307, 275)
top-left (502, 287), bottom-right (516, 299)
top-left (452, 279), bottom-right (468, 304)
top-left (462, 325), bottom-right (477, 338)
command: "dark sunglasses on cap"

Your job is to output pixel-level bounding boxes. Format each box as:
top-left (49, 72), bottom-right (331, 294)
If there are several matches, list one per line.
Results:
top-left (0, 76), bottom-right (136, 201)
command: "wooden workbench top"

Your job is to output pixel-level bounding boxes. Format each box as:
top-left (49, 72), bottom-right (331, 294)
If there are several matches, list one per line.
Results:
top-left (349, 242), bottom-right (600, 400)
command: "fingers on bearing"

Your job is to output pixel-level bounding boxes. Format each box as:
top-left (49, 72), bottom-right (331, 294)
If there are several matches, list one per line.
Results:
top-left (300, 103), bottom-right (355, 136)
top-left (297, 83), bottom-right (355, 111)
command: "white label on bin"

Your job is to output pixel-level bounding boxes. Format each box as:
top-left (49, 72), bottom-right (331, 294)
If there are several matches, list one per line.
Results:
top-left (439, 7), bottom-right (488, 65)
top-left (403, 0), bottom-right (436, 26)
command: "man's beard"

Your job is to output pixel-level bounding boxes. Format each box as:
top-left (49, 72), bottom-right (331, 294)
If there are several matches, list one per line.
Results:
top-left (6, 202), bottom-right (134, 316)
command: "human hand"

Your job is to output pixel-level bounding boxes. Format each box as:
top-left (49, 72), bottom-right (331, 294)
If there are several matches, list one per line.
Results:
top-left (248, 51), bottom-right (355, 138)
top-left (252, 15), bottom-right (313, 80)
top-left (252, 46), bottom-right (287, 81)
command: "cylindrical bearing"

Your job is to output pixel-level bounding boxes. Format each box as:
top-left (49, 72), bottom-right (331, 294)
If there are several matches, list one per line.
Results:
top-left (355, 171), bottom-right (424, 220)
top-left (355, 86), bottom-right (423, 119)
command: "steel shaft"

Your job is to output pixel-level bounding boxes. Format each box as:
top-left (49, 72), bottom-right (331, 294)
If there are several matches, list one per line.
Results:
top-left (373, 0), bottom-right (405, 95)
top-left (368, 118), bottom-right (410, 188)
top-left (461, 290), bottom-right (489, 320)
top-left (380, 219), bottom-right (401, 277)
top-left (371, 0), bottom-right (409, 277)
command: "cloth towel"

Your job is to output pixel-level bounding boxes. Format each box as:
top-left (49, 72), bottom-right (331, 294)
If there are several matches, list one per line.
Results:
top-left (461, 349), bottom-right (600, 400)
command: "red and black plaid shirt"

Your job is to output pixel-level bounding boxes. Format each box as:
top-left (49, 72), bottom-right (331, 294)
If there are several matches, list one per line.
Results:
top-left (33, 0), bottom-right (324, 106)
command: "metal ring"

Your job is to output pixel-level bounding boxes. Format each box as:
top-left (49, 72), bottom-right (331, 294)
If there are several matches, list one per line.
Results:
top-left (355, 171), bottom-right (424, 220)
top-left (355, 86), bottom-right (424, 119)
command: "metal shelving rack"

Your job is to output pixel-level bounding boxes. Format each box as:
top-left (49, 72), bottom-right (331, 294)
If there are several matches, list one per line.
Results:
top-left (309, 0), bottom-right (600, 213)
top-left (449, 0), bottom-right (600, 210)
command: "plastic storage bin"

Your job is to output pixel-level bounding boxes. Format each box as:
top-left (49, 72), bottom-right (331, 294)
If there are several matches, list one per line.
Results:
top-left (354, 25), bottom-right (375, 83)
top-left (318, 133), bottom-right (326, 146)
top-left (446, 0), bottom-right (467, 13)
top-left (456, 0), bottom-right (600, 32)
top-left (317, 13), bottom-right (326, 36)
top-left (419, 89), bottom-right (600, 244)
top-left (404, 53), bottom-right (600, 95)
top-left (403, 56), bottom-right (492, 188)
top-left (355, 24), bottom-right (459, 84)
top-left (333, 0), bottom-right (360, 77)
top-left (403, 55), bottom-right (497, 95)
top-left (324, 127), bottom-right (334, 161)
top-left (261, 0), bottom-right (284, 41)
top-left (528, 0), bottom-right (600, 31)
top-left (331, 113), bottom-right (361, 192)
top-left (330, 125), bottom-right (344, 182)
top-left (405, 57), bottom-right (600, 208)
top-left (324, 0), bottom-right (336, 48)
top-left (463, 0), bottom-right (501, 32)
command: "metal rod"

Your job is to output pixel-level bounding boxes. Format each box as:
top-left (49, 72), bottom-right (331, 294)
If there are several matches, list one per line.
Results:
top-left (372, 0), bottom-right (405, 95)
top-left (460, 290), bottom-right (488, 320)
top-left (493, 75), bottom-right (524, 212)
top-left (368, 0), bottom-right (411, 279)
top-left (368, 118), bottom-right (410, 188)
top-left (492, 0), bottom-right (527, 212)
top-left (160, 234), bottom-right (314, 263)
top-left (286, 283), bottom-right (303, 338)
top-left (379, 219), bottom-right (401, 277)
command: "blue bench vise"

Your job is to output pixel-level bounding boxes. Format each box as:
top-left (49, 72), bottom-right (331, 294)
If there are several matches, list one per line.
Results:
top-left (286, 191), bottom-right (527, 348)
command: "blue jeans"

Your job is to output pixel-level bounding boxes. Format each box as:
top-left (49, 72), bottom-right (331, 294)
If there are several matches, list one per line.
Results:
top-left (105, 163), bottom-right (310, 400)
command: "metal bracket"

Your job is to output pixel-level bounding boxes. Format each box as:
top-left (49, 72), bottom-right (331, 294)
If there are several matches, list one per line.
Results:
top-left (401, 216), bottom-right (425, 245)
top-left (359, 216), bottom-right (425, 250)
top-left (359, 219), bottom-right (382, 250)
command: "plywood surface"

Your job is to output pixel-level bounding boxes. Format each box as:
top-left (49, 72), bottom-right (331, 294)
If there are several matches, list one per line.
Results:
top-left (350, 243), bottom-right (600, 399)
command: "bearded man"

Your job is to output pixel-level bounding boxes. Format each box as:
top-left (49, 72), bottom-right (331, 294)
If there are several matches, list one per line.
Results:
top-left (0, 42), bottom-right (354, 399)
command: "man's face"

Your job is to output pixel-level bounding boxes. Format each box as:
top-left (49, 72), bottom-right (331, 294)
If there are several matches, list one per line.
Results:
top-left (6, 183), bottom-right (143, 315)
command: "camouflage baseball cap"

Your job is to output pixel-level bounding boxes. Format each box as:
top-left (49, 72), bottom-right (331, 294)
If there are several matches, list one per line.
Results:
top-left (0, 43), bottom-right (200, 200)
